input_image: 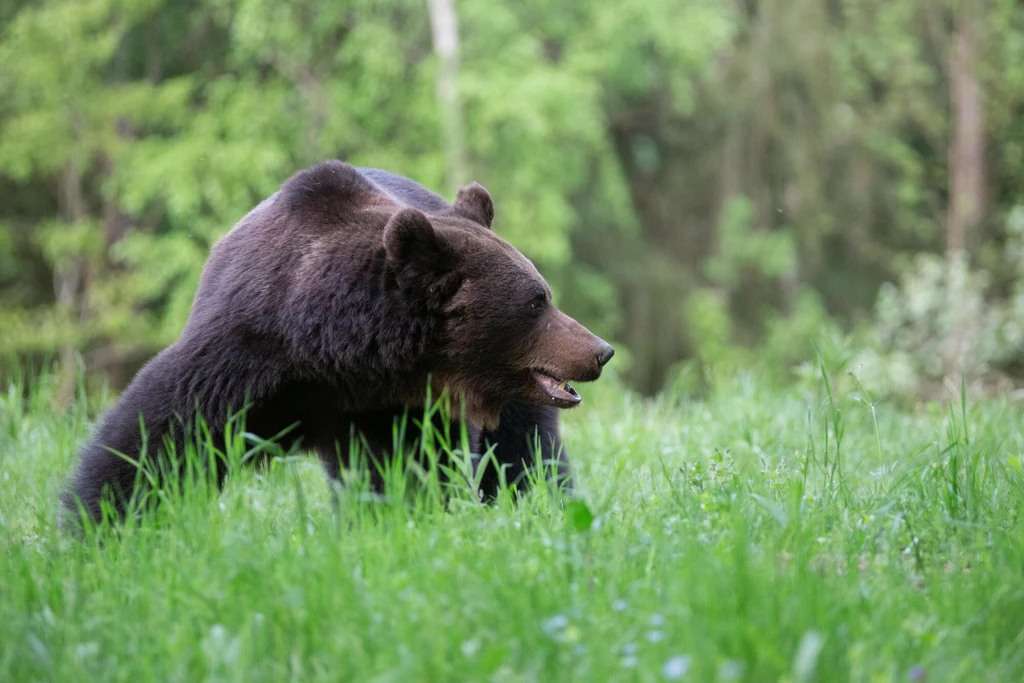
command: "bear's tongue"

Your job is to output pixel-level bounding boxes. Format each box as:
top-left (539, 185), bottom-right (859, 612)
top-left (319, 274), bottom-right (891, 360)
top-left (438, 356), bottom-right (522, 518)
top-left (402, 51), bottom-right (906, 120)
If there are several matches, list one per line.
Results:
top-left (533, 371), bottom-right (581, 405)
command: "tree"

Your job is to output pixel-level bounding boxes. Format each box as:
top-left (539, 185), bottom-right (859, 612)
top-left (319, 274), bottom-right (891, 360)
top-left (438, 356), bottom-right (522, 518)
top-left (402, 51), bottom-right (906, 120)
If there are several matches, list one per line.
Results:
top-left (428, 0), bottom-right (468, 193)
top-left (948, 7), bottom-right (984, 255)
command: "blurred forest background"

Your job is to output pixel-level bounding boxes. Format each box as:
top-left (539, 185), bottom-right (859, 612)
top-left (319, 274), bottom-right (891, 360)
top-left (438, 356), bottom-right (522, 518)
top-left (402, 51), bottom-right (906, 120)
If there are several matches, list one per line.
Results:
top-left (1, 0), bottom-right (1022, 403)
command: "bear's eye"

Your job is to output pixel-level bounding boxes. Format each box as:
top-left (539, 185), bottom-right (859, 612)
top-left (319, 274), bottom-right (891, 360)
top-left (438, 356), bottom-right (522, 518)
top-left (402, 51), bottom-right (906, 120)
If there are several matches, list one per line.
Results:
top-left (529, 294), bottom-right (546, 316)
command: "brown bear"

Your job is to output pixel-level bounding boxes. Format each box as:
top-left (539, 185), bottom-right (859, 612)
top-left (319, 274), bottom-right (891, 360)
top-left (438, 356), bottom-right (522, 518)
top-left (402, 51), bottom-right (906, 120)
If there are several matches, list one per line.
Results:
top-left (61, 160), bottom-right (614, 525)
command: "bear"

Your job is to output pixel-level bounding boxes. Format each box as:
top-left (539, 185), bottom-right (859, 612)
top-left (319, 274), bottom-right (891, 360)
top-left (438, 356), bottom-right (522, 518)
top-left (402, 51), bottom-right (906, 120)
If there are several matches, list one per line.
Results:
top-left (61, 160), bottom-right (614, 526)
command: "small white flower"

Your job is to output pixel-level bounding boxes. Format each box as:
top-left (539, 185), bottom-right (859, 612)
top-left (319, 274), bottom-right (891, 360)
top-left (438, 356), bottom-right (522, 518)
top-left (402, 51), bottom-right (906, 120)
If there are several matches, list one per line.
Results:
top-left (612, 599), bottom-right (628, 612)
top-left (460, 638), bottom-right (481, 658)
top-left (542, 615), bottom-right (569, 635)
top-left (663, 655), bottom-right (692, 679)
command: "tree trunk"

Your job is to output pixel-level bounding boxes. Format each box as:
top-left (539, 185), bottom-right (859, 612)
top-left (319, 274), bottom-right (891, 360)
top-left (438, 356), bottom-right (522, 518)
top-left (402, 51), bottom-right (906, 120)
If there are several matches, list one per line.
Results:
top-left (428, 0), bottom-right (468, 194)
top-left (55, 160), bottom-right (87, 408)
top-left (947, 11), bottom-right (984, 255)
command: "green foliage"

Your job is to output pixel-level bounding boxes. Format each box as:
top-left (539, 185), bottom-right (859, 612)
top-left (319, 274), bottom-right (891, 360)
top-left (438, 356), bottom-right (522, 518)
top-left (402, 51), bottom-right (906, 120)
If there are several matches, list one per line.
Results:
top-left (852, 211), bottom-right (1024, 400)
top-left (2, 0), bottom-right (1024, 396)
top-left (684, 287), bottom-right (734, 368)
top-left (563, 499), bottom-right (594, 534)
top-left (705, 196), bottom-right (797, 287)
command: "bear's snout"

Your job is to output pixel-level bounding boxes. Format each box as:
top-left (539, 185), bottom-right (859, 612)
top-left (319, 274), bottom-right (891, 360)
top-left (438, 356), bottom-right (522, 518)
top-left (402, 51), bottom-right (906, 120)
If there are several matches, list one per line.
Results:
top-left (530, 307), bottom-right (614, 382)
top-left (520, 310), bottom-right (612, 410)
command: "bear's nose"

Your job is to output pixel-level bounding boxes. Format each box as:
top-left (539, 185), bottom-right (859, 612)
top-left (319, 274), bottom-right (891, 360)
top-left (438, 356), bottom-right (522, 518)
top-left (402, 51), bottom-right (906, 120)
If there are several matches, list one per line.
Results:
top-left (596, 343), bottom-right (615, 368)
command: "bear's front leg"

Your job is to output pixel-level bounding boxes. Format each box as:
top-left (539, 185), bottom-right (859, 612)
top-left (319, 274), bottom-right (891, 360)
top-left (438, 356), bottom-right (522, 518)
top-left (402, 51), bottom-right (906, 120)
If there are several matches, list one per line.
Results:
top-left (314, 408), bottom-right (479, 503)
top-left (314, 431), bottom-right (389, 498)
top-left (313, 409), bottom-right (422, 498)
top-left (475, 402), bottom-right (572, 501)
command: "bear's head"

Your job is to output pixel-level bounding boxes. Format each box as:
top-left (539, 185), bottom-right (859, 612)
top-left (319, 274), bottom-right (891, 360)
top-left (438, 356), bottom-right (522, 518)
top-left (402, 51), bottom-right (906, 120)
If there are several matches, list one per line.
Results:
top-left (381, 180), bottom-right (614, 429)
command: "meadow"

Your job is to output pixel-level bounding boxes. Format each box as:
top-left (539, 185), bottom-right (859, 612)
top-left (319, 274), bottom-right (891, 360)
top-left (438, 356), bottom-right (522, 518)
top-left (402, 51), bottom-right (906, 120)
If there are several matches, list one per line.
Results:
top-left (1, 363), bottom-right (1022, 682)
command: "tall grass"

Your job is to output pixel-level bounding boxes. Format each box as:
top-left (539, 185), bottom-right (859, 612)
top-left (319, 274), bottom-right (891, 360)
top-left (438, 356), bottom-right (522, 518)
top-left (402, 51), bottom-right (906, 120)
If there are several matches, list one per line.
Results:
top-left (1, 364), bottom-right (1022, 682)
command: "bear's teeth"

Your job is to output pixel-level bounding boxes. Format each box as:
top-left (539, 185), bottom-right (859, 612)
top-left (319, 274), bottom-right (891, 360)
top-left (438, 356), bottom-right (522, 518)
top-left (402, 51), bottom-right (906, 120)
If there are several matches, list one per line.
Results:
top-left (557, 381), bottom-right (567, 391)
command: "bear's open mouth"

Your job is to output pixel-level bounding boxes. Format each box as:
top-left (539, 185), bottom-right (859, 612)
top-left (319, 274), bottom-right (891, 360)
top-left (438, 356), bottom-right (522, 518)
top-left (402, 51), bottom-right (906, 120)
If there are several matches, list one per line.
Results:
top-left (532, 370), bottom-right (582, 407)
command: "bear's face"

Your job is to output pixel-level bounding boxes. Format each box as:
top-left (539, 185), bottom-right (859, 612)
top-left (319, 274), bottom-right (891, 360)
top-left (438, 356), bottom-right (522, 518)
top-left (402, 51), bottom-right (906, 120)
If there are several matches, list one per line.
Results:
top-left (382, 183), bottom-right (614, 429)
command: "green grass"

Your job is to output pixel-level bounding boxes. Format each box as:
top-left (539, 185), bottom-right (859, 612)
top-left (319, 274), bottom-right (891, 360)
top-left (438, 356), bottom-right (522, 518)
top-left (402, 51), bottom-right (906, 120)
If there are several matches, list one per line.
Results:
top-left (2, 366), bottom-right (1023, 682)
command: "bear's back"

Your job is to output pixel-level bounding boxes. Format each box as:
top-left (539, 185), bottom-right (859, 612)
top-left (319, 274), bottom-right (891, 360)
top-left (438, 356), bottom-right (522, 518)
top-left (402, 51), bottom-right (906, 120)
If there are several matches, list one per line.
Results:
top-left (357, 167), bottom-right (451, 215)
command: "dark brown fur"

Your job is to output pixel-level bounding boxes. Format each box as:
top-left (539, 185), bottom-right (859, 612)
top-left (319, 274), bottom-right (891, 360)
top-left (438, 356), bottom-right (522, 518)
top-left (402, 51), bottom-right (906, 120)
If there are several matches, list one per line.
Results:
top-left (61, 161), bottom-right (613, 525)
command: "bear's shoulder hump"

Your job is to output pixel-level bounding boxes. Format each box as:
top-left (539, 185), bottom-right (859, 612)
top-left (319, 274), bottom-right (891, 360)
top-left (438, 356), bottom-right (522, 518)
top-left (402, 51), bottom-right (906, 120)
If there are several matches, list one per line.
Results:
top-left (277, 160), bottom-right (383, 218)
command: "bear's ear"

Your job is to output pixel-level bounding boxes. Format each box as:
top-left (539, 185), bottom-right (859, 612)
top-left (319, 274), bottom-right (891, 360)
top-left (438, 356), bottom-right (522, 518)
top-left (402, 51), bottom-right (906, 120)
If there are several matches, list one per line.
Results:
top-left (453, 182), bottom-right (495, 229)
top-left (384, 208), bottom-right (457, 270)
